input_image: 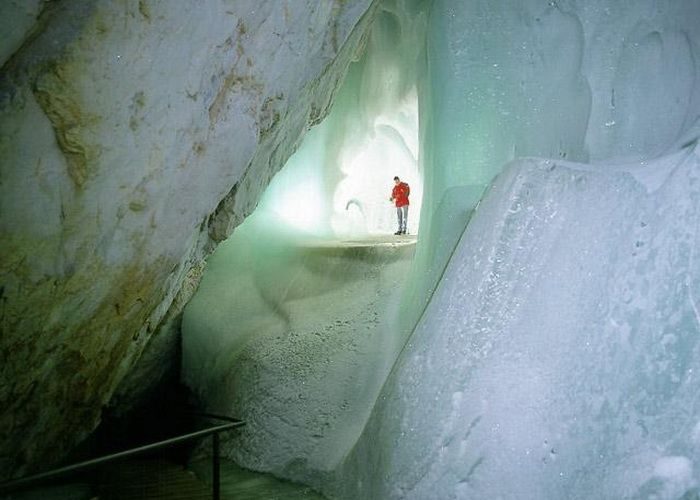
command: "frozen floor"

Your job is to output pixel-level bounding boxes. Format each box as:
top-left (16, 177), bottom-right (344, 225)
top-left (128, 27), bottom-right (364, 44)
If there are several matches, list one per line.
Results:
top-left (300, 234), bottom-right (417, 247)
top-left (182, 229), bottom-right (417, 486)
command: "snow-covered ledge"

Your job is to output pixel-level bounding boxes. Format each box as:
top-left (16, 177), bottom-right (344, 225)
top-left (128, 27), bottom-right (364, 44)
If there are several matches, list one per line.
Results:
top-left (0, 0), bottom-right (376, 479)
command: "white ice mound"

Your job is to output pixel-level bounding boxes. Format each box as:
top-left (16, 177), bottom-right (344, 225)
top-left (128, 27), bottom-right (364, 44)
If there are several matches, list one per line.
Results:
top-left (182, 219), bottom-right (416, 481)
top-left (333, 145), bottom-right (700, 500)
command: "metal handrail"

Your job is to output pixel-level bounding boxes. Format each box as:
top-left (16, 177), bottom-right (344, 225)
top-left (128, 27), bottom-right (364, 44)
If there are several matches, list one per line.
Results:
top-left (0, 416), bottom-right (244, 499)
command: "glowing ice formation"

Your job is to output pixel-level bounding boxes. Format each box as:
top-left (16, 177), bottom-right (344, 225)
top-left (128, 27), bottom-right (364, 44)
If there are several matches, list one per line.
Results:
top-left (256, 9), bottom-right (424, 238)
top-left (254, 85), bottom-right (421, 238)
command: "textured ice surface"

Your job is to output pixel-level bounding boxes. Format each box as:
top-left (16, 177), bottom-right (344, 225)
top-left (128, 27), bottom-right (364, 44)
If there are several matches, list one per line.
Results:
top-left (331, 144), bottom-right (700, 499)
top-left (182, 212), bottom-right (416, 481)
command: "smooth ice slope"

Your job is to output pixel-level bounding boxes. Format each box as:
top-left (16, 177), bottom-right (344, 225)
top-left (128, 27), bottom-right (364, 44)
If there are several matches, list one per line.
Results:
top-left (332, 144), bottom-right (700, 499)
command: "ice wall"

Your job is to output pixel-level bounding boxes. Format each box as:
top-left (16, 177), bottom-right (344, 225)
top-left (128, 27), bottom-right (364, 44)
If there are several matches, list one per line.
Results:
top-left (424, 0), bottom-right (700, 191)
top-left (407, 0), bottom-right (700, 329)
top-left (333, 144), bottom-right (700, 499)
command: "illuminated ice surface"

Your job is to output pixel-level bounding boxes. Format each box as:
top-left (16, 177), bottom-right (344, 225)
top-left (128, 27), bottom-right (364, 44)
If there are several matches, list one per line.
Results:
top-left (256, 4), bottom-right (424, 239)
top-left (182, 4), bottom-right (424, 481)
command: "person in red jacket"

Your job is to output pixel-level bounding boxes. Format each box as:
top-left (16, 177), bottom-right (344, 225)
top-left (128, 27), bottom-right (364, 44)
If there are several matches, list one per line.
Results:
top-left (390, 176), bottom-right (410, 235)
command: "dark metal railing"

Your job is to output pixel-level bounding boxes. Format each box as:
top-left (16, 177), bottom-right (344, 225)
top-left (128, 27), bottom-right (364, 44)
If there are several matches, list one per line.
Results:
top-left (0, 414), bottom-right (244, 499)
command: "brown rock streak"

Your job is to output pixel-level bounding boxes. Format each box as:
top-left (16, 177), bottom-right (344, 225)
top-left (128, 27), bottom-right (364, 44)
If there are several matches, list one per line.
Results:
top-left (32, 61), bottom-right (96, 188)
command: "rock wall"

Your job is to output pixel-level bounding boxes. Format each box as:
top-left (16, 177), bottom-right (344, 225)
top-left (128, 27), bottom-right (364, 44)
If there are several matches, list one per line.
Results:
top-left (0, 0), bottom-right (376, 479)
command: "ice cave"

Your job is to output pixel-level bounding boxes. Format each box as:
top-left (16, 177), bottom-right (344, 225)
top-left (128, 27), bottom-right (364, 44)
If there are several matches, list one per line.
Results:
top-left (2, 0), bottom-right (700, 499)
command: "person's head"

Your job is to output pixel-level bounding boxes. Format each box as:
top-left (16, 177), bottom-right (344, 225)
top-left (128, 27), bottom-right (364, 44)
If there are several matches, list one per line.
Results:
top-left (394, 176), bottom-right (400, 184)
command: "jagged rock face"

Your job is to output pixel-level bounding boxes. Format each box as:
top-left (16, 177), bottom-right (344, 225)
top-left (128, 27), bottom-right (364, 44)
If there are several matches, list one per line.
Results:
top-left (0, 0), bottom-right (376, 479)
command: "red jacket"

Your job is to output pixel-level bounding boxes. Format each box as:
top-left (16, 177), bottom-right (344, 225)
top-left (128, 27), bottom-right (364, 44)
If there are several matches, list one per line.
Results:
top-left (392, 182), bottom-right (410, 207)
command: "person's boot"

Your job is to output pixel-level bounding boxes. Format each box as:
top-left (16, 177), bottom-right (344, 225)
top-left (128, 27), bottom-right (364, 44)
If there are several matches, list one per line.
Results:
top-left (394, 230), bottom-right (402, 235)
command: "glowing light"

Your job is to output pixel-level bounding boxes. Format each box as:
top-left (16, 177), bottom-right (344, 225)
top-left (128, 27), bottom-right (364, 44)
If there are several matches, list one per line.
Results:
top-left (331, 88), bottom-right (422, 237)
top-left (269, 179), bottom-right (325, 234)
top-left (257, 84), bottom-right (422, 239)
top-left (256, 124), bottom-right (330, 235)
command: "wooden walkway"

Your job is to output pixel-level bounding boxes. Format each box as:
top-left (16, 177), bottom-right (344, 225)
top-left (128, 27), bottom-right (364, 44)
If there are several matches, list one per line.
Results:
top-left (190, 459), bottom-right (326, 500)
top-left (94, 458), bottom-right (211, 499)
top-left (13, 457), bottom-right (324, 499)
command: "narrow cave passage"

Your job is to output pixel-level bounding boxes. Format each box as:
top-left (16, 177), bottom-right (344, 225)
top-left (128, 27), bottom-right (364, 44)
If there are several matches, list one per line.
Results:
top-left (180, 1), bottom-right (428, 494)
